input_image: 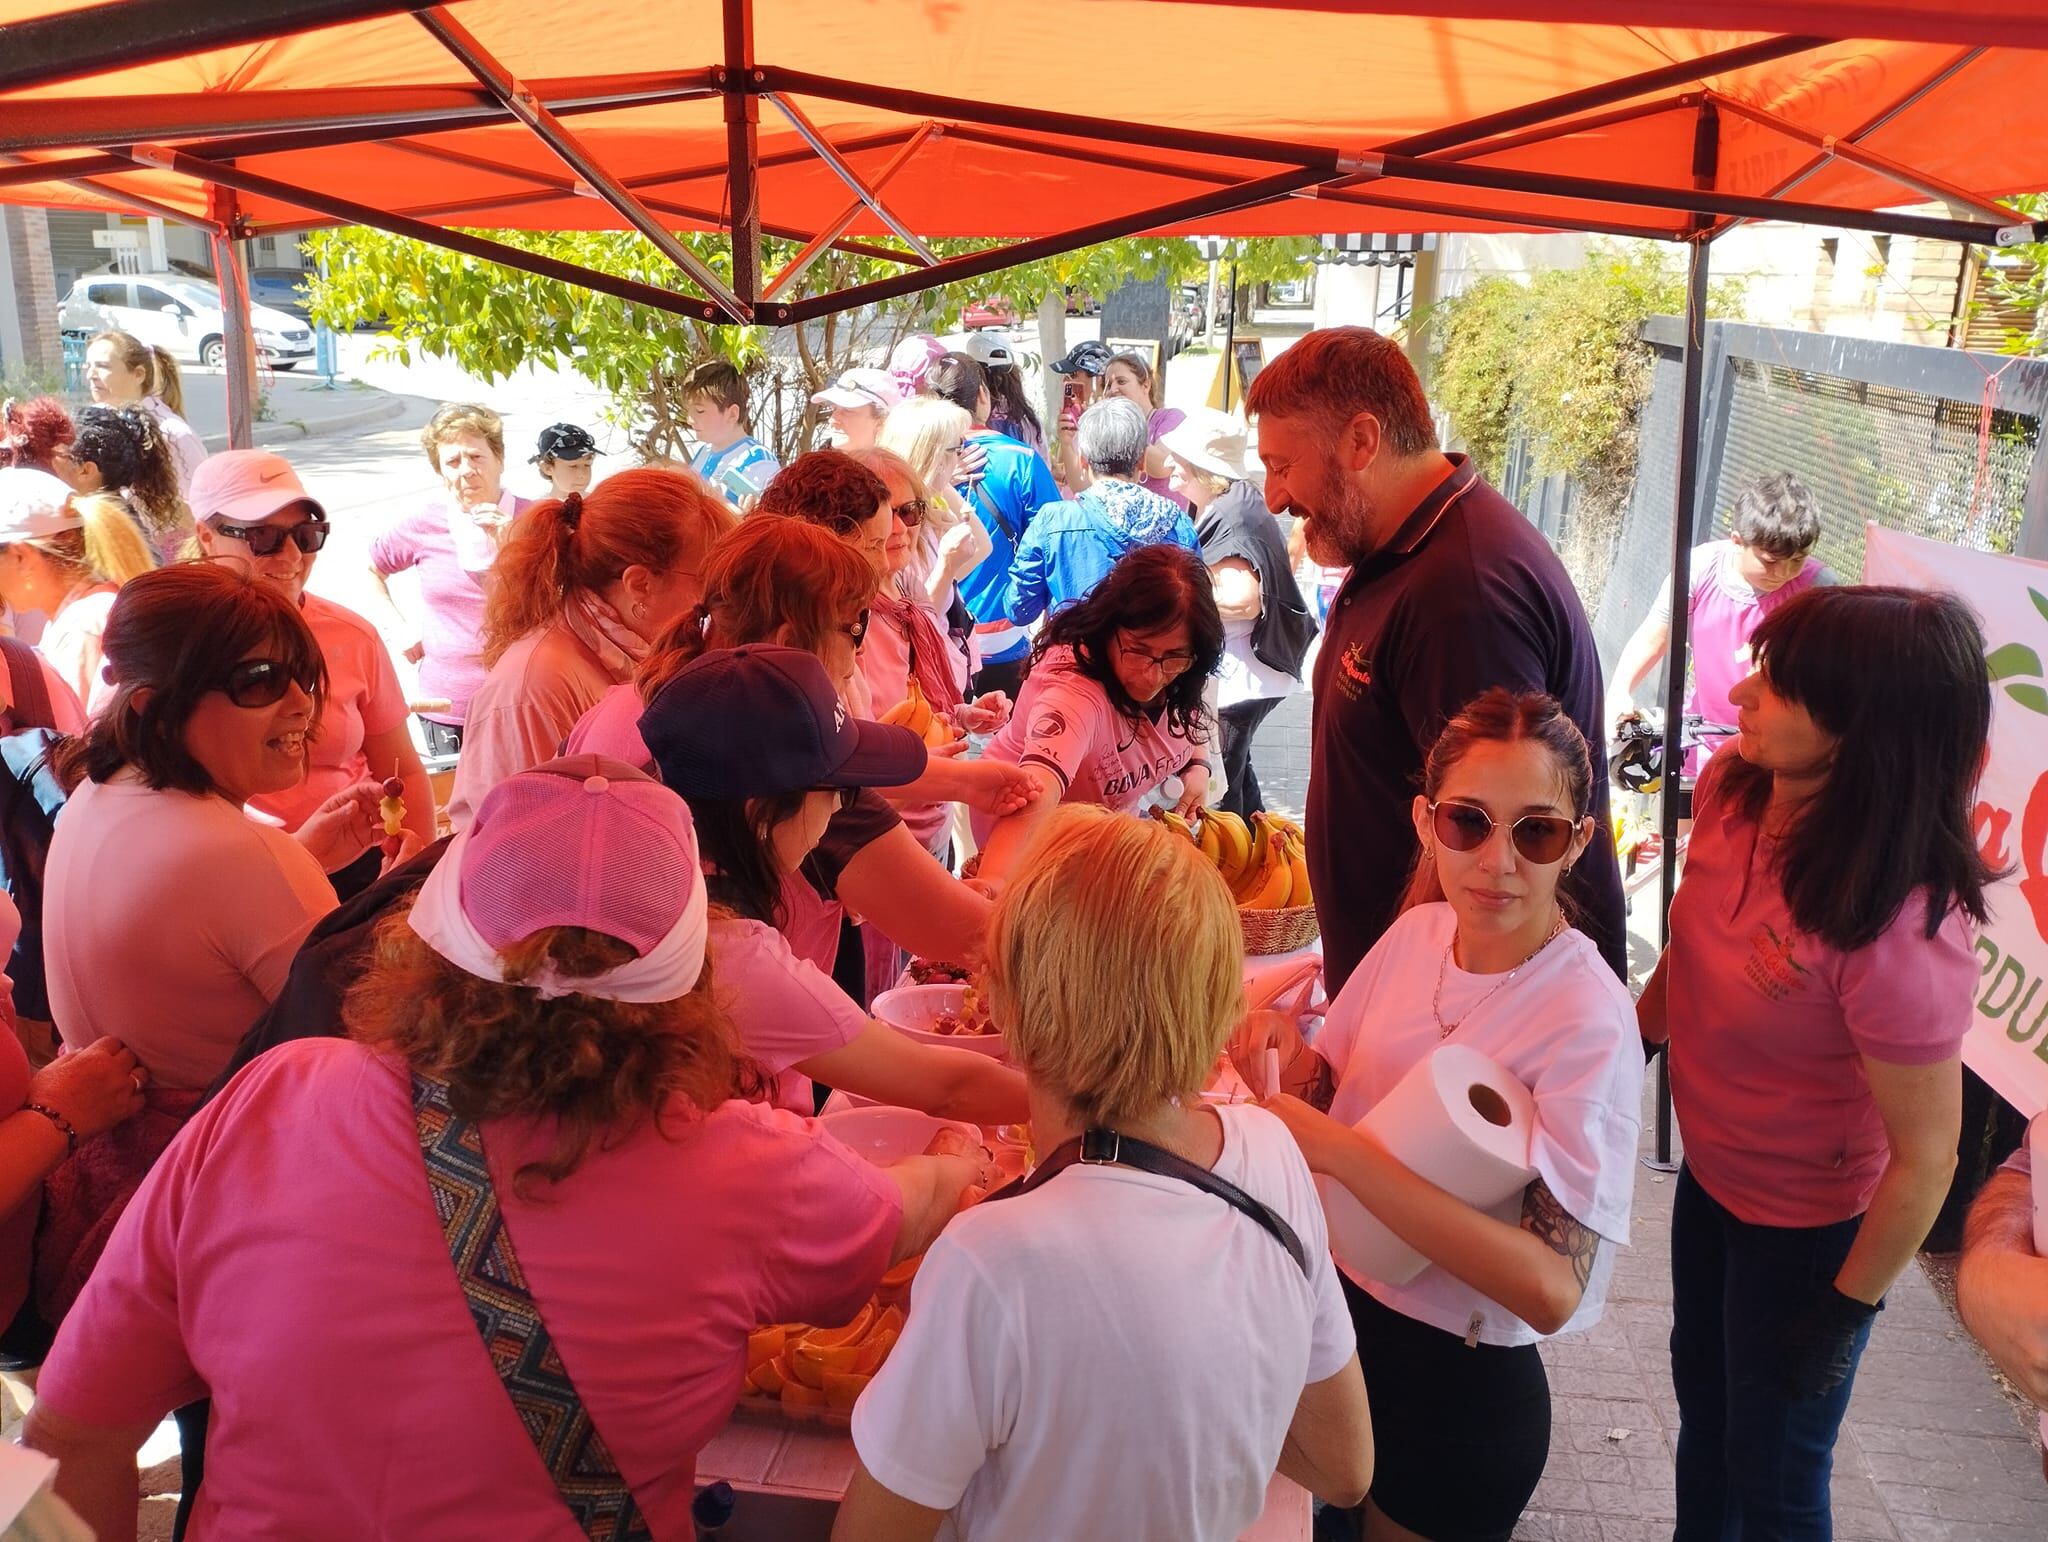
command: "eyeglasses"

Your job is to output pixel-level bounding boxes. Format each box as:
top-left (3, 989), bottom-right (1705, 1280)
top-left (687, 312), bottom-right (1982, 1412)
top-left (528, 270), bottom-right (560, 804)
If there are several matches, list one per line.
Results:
top-left (811, 786), bottom-right (860, 811)
top-left (841, 607), bottom-right (871, 646)
top-left (1115, 636), bottom-right (1198, 677)
top-left (212, 517), bottom-right (329, 558)
top-left (1428, 799), bottom-right (1577, 865)
top-left (891, 497), bottom-right (927, 527)
top-left (222, 657), bottom-right (319, 709)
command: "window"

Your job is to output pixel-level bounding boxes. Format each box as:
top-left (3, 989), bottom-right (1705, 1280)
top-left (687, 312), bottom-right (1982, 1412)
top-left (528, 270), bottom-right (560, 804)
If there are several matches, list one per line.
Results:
top-left (133, 285), bottom-right (179, 312)
top-left (84, 282), bottom-right (129, 307)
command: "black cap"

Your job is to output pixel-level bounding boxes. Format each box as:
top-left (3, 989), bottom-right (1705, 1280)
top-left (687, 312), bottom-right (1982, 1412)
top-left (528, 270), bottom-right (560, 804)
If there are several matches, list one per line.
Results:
top-left (532, 422), bottom-right (598, 462)
top-left (1053, 340), bottom-right (1111, 376)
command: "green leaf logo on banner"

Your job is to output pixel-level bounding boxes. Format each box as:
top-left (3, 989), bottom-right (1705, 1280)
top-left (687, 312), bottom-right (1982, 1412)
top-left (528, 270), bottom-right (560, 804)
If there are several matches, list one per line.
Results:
top-left (2007, 682), bottom-right (2048, 715)
top-left (1988, 642), bottom-right (2044, 681)
top-left (2032, 587), bottom-right (2048, 625)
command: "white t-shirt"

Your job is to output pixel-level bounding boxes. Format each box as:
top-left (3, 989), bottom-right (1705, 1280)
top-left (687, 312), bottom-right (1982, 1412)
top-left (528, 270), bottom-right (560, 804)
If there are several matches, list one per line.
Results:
top-left (1316, 902), bottom-right (1643, 1347)
top-left (851, 1102), bottom-right (1355, 1542)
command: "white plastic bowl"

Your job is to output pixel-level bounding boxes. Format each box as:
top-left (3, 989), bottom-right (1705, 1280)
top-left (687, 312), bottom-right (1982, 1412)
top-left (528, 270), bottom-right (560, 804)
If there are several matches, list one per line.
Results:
top-left (818, 1106), bottom-right (982, 1166)
top-left (870, 984), bottom-right (1008, 1060)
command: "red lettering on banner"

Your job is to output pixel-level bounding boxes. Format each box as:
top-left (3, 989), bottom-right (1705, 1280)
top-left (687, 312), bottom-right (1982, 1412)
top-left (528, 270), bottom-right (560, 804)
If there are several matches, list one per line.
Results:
top-left (1977, 800), bottom-right (2014, 871)
top-left (2024, 769), bottom-right (2048, 946)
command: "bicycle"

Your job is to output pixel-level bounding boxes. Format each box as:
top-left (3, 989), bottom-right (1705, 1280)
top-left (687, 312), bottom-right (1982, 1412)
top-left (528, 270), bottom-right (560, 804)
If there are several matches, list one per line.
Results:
top-left (1610, 712), bottom-right (1734, 903)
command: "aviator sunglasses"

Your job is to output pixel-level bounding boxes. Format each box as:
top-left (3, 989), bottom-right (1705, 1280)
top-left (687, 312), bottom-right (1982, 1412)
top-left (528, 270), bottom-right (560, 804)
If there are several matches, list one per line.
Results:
top-left (221, 658), bottom-right (320, 709)
top-left (1428, 799), bottom-right (1577, 865)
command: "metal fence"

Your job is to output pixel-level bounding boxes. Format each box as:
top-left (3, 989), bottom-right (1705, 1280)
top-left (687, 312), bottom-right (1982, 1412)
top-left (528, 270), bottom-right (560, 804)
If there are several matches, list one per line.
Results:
top-left (1587, 318), bottom-right (2048, 677)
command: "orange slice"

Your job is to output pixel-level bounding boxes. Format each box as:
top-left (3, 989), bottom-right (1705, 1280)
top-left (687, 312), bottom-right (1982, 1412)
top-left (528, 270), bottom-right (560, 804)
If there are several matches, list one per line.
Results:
top-left (781, 1380), bottom-right (828, 1409)
top-left (853, 1328), bottom-right (897, 1375)
top-left (746, 1325), bottom-right (786, 1371)
top-left (804, 1302), bottom-right (875, 1349)
top-left (823, 1370), bottom-right (872, 1411)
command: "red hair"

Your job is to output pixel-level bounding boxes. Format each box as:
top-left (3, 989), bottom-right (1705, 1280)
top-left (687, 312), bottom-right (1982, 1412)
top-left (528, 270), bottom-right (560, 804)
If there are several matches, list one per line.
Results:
top-left (0, 397), bottom-right (75, 471)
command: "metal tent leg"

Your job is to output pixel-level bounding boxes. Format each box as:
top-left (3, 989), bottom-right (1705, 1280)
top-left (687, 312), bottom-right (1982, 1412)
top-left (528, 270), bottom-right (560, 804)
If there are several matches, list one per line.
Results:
top-left (207, 188), bottom-right (258, 450)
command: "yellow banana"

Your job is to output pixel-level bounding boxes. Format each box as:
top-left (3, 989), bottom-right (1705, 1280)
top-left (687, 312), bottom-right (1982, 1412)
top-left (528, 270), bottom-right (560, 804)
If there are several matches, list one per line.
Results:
top-left (1284, 844), bottom-right (1312, 908)
top-left (1198, 818), bottom-right (1222, 867)
top-left (1209, 811), bottom-right (1251, 880)
top-left (1160, 810), bottom-right (1198, 845)
top-left (1242, 832), bottom-right (1294, 910)
top-left (881, 678), bottom-right (935, 736)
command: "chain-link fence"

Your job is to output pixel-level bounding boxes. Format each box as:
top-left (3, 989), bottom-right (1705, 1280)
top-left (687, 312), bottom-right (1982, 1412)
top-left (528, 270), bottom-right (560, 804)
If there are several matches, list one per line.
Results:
top-left (1587, 318), bottom-right (2048, 676)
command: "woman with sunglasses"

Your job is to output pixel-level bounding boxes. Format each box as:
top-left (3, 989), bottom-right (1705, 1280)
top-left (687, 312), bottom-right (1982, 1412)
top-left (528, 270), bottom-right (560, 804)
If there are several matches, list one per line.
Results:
top-left (565, 516), bottom-right (1002, 982)
top-left (1641, 587), bottom-right (1991, 1540)
top-left (875, 396), bottom-right (989, 621)
top-left (447, 467), bottom-right (735, 831)
top-left (192, 450), bottom-right (433, 896)
top-left (974, 543), bottom-right (1224, 886)
top-left (1232, 689), bottom-right (1643, 1542)
top-left (640, 644), bottom-right (1029, 1124)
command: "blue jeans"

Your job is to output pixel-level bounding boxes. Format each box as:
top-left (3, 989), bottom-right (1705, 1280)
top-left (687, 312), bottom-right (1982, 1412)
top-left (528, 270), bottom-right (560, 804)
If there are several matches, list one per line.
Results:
top-left (1670, 1165), bottom-right (1873, 1542)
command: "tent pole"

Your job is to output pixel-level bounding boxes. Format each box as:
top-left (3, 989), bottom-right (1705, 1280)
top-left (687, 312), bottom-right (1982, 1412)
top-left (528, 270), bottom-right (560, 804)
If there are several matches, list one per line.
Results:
top-left (1650, 105), bottom-right (1719, 1173)
top-left (764, 124), bottom-right (936, 300)
top-left (723, 0), bottom-right (761, 308)
top-left (128, 144), bottom-right (731, 322)
top-left (207, 187), bottom-right (260, 450)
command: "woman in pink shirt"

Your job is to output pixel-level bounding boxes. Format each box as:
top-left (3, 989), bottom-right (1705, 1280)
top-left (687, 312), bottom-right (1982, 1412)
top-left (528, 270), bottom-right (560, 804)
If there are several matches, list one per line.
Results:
top-left (364, 404), bottom-right (533, 755)
top-left (976, 542), bottom-right (1224, 884)
top-left (1638, 586), bottom-right (1996, 1540)
top-left (448, 467), bottom-right (734, 831)
top-left (26, 756), bottom-right (995, 1540)
top-left (641, 644), bottom-right (1028, 1124)
top-left (190, 449), bottom-right (433, 898)
top-left (567, 514), bottom-right (999, 979)
top-left (0, 469), bottom-right (154, 713)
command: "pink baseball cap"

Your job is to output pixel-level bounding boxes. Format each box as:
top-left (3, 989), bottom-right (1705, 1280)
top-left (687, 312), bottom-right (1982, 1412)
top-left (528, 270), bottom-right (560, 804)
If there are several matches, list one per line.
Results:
top-left (187, 449), bottom-right (327, 526)
top-left (887, 334), bottom-right (949, 398)
top-left (460, 754), bottom-right (699, 956)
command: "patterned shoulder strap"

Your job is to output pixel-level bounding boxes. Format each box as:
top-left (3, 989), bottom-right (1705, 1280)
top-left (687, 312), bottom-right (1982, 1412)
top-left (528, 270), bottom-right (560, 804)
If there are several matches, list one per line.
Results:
top-left (412, 1073), bottom-right (651, 1542)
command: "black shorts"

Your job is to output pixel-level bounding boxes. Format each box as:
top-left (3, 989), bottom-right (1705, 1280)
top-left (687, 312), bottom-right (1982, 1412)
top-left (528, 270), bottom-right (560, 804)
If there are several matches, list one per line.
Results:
top-left (1344, 1275), bottom-right (1552, 1542)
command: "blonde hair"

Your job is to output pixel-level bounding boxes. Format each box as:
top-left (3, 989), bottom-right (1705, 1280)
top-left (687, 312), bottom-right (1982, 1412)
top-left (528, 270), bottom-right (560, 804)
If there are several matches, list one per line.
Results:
top-left (876, 397), bottom-right (971, 534)
top-left (986, 806), bottom-right (1244, 1127)
top-left (421, 402), bottom-right (505, 470)
top-left (33, 493), bottom-right (157, 586)
top-left (482, 467), bottom-right (734, 665)
top-left (89, 332), bottom-right (184, 416)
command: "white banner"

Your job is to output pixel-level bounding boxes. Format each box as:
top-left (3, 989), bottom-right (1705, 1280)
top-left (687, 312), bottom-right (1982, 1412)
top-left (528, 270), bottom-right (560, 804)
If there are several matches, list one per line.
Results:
top-left (1864, 525), bottom-right (2048, 1116)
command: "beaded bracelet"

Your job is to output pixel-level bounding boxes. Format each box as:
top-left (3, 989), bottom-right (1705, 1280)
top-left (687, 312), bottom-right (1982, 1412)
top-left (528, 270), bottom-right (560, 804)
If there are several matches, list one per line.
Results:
top-left (24, 1102), bottom-right (77, 1156)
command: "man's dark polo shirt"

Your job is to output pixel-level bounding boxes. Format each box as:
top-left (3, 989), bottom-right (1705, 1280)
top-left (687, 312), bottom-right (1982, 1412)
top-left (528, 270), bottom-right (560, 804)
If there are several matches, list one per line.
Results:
top-left (1308, 455), bottom-right (1628, 994)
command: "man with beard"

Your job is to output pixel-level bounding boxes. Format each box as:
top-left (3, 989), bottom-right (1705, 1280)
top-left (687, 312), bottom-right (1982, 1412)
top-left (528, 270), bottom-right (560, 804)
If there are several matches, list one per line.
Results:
top-left (1246, 328), bottom-right (1626, 994)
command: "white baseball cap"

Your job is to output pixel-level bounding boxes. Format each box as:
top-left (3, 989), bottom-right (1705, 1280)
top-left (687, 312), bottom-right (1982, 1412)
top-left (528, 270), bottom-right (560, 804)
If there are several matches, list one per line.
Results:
top-left (0, 468), bottom-right (81, 543)
top-left (963, 331), bottom-right (1014, 368)
top-left (810, 367), bottom-right (900, 413)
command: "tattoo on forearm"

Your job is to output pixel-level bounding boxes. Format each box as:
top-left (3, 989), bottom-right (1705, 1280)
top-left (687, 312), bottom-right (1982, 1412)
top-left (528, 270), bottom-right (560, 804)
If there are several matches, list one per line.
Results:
top-left (1299, 1054), bottom-right (1336, 1113)
top-left (1521, 1177), bottom-right (1599, 1290)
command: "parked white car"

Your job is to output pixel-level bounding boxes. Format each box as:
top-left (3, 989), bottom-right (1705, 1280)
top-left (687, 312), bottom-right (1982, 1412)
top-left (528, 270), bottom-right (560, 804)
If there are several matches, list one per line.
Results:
top-left (58, 272), bottom-right (314, 369)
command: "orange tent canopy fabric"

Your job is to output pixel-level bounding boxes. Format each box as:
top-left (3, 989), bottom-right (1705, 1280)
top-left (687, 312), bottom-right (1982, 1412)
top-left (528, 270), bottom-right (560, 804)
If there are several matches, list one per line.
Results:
top-left (0, 1), bottom-right (2039, 251)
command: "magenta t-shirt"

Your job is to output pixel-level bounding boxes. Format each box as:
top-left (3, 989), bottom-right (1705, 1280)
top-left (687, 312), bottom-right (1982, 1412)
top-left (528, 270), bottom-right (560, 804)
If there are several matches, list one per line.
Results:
top-left (976, 645), bottom-right (1201, 835)
top-left (36, 1036), bottom-right (901, 1538)
top-left (1667, 759), bottom-right (1977, 1227)
top-left (367, 493), bottom-right (530, 725)
top-left (1665, 541), bottom-right (1824, 773)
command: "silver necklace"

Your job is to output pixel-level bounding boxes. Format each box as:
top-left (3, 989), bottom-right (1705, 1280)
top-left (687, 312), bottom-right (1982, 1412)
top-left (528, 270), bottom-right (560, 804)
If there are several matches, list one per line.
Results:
top-left (1434, 909), bottom-right (1566, 1039)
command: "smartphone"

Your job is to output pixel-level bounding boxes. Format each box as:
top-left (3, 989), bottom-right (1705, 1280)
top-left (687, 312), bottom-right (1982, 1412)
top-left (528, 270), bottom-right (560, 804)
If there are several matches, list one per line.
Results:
top-left (717, 462), bottom-right (762, 504)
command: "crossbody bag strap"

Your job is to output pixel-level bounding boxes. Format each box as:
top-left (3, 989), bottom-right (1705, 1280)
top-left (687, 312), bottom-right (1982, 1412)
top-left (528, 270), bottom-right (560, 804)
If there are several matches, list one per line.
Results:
top-left (412, 1073), bottom-right (652, 1542)
top-left (987, 1127), bottom-right (1309, 1276)
top-left (965, 471), bottom-right (1021, 546)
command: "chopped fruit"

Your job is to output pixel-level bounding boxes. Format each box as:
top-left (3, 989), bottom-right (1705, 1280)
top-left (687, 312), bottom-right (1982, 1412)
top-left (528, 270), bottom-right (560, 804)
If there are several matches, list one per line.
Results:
top-left (804, 1303), bottom-right (875, 1348)
top-left (746, 1325), bottom-right (786, 1371)
top-left (750, 1357), bottom-right (786, 1396)
top-left (823, 1370), bottom-right (871, 1411)
top-left (780, 1380), bottom-right (828, 1410)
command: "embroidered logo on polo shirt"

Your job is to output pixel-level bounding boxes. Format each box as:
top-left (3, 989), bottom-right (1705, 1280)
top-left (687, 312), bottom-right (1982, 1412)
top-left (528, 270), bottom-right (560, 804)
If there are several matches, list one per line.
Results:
top-left (1334, 641), bottom-right (1372, 702)
top-left (1743, 921), bottom-right (1811, 1002)
top-left (1030, 707), bottom-right (1071, 741)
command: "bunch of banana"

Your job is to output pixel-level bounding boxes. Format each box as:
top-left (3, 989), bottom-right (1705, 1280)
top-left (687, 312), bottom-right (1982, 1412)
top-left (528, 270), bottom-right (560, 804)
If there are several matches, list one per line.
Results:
top-left (1148, 807), bottom-right (1312, 910)
top-left (878, 678), bottom-right (958, 749)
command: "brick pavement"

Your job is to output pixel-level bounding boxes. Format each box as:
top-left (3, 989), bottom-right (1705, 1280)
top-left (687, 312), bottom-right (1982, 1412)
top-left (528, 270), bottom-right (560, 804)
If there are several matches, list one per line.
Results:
top-left (1238, 688), bottom-right (2048, 1540)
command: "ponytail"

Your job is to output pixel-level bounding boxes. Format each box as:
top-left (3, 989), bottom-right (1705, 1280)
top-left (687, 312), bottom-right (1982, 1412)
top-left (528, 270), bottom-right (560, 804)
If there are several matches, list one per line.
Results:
top-left (148, 348), bottom-right (185, 416)
top-left (634, 603), bottom-right (713, 703)
top-left (480, 467), bottom-right (732, 666)
top-left (75, 493), bottom-right (157, 584)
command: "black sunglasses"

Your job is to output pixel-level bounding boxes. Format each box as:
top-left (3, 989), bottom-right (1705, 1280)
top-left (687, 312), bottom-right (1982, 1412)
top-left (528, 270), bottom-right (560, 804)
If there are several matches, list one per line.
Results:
top-left (222, 657), bottom-right (319, 709)
top-left (1429, 799), bottom-right (1577, 866)
top-left (214, 517), bottom-right (329, 558)
top-left (841, 607), bottom-right (871, 646)
top-left (892, 497), bottom-right (927, 527)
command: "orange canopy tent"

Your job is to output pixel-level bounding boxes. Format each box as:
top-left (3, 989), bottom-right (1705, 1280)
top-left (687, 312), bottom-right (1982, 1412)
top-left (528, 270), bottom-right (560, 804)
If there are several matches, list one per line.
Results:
top-left (2, 0), bottom-right (2045, 331)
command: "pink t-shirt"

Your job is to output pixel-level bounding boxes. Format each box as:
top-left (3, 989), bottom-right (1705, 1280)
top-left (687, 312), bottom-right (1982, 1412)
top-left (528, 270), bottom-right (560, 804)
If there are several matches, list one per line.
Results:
top-left (976, 645), bottom-right (1201, 834)
top-left (246, 594), bottom-right (409, 833)
top-left (0, 888), bottom-right (29, 1326)
top-left (448, 624), bottom-right (625, 831)
top-left (563, 679), bottom-right (651, 765)
top-left (859, 606), bottom-right (960, 853)
top-left (1656, 541), bottom-right (1824, 773)
top-left (36, 1036), bottom-right (901, 1539)
top-left (710, 917), bottom-right (868, 1113)
top-left (37, 586), bottom-right (116, 716)
top-left (367, 493), bottom-right (531, 725)
top-left (1668, 760), bottom-right (1977, 1227)
top-left (45, 775), bottom-right (336, 1089)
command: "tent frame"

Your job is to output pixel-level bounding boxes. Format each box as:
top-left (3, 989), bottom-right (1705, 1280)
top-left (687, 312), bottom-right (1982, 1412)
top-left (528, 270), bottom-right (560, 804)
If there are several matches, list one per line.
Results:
top-left (7, 1), bottom-right (2044, 1160)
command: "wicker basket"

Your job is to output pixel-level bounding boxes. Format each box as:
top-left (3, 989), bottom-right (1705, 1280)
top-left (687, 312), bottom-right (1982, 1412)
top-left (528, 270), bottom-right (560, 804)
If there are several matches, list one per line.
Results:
top-left (1238, 902), bottom-right (1320, 956)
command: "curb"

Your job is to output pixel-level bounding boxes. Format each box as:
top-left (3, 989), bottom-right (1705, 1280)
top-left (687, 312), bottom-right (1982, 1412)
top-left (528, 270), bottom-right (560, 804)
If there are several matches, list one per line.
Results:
top-left (200, 392), bottom-right (406, 452)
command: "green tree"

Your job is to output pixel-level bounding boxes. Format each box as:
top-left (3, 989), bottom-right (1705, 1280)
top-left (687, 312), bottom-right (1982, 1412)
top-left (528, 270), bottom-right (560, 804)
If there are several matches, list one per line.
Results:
top-left (306, 227), bottom-right (1315, 462)
top-left (1976, 192), bottom-right (2048, 356)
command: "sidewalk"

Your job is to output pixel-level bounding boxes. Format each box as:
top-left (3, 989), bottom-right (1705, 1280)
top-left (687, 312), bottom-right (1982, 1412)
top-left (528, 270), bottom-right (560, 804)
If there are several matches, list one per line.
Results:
top-left (1242, 707), bottom-right (2048, 1539)
top-left (174, 366), bottom-right (406, 451)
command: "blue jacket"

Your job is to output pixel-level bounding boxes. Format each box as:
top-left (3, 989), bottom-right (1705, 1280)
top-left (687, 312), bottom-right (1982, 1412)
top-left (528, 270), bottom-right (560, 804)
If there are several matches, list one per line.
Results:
top-left (954, 429), bottom-right (1063, 663)
top-left (1002, 479), bottom-right (1201, 623)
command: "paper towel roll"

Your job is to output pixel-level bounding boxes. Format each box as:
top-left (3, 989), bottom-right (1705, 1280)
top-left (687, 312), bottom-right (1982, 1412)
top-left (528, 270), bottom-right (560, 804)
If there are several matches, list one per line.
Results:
top-left (1318, 1043), bottom-right (1537, 1287)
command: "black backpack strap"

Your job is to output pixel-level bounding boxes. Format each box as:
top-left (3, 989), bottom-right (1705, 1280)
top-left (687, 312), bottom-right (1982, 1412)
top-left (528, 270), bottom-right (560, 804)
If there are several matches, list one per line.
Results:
top-left (988, 1127), bottom-right (1309, 1276)
top-left (0, 638), bottom-right (55, 731)
top-left (412, 1073), bottom-right (652, 1541)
